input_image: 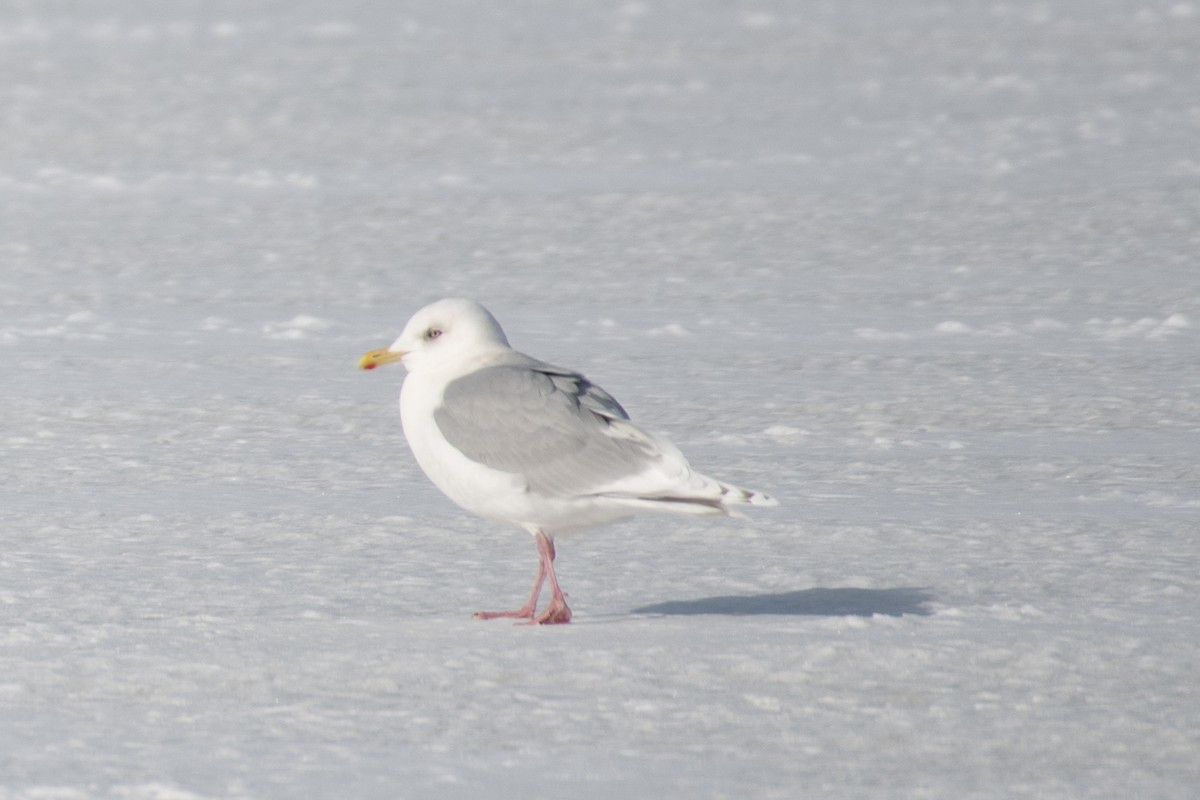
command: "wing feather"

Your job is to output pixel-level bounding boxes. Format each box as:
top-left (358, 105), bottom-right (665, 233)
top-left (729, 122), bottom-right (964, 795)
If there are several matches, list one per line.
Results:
top-left (433, 362), bottom-right (660, 497)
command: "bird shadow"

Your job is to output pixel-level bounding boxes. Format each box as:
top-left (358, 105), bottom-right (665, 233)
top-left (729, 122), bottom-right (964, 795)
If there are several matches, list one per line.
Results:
top-left (631, 587), bottom-right (936, 618)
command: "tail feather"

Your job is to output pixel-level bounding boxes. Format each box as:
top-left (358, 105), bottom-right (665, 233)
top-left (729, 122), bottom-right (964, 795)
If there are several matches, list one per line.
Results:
top-left (604, 479), bottom-right (778, 519)
top-left (717, 481), bottom-right (778, 508)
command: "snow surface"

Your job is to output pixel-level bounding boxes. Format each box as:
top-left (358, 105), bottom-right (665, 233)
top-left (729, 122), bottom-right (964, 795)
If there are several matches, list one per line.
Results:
top-left (2, 1), bottom-right (1199, 798)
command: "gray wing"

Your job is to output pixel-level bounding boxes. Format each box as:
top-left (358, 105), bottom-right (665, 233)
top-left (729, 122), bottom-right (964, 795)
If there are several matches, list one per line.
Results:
top-left (433, 361), bottom-right (659, 497)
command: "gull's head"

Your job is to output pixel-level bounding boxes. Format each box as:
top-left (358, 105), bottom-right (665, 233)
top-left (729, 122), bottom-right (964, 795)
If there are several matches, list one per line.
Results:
top-left (358, 298), bottom-right (511, 374)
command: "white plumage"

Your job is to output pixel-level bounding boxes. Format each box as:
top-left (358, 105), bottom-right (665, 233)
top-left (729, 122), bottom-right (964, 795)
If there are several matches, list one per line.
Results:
top-left (360, 298), bottom-right (777, 624)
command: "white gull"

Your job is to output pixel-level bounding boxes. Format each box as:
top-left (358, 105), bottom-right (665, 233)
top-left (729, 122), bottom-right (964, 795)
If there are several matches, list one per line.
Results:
top-left (359, 298), bottom-right (777, 624)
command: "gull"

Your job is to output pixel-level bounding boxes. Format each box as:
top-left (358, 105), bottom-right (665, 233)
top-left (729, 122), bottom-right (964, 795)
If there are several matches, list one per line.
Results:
top-left (359, 298), bottom-right (777, 624)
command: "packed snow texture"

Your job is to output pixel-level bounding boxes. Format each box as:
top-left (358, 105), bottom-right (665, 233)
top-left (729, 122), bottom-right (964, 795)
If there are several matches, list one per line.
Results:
top-left (2, 1), bottom-right (1198, 798)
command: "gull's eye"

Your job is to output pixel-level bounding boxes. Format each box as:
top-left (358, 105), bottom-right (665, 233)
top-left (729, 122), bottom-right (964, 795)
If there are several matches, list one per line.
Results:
top-left (425, 327), bottom-right (443, 341)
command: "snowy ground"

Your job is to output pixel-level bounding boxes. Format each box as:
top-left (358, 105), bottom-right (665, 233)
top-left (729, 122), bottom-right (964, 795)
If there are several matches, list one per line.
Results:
top-left (2, 1), bottom-right (1199, 798)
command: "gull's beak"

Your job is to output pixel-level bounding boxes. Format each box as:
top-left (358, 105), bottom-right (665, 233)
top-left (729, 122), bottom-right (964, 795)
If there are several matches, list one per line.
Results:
top-left (358, 348), bottom-right (405, 370)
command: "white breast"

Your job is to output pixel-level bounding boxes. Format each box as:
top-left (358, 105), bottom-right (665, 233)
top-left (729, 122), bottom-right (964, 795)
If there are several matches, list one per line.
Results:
top-left (400, 367), bottom-right (528, 522)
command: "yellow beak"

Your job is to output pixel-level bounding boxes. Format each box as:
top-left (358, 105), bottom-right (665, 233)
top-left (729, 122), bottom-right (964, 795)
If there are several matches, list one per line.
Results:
top-left (358, 348), bottom-right (405, 370)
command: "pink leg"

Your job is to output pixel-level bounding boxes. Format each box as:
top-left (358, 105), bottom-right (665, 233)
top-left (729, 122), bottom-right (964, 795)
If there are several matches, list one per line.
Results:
top-left (532, 531), bottom-right (572, 625)
top-left (474, 530), bottom-right (571, 625)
